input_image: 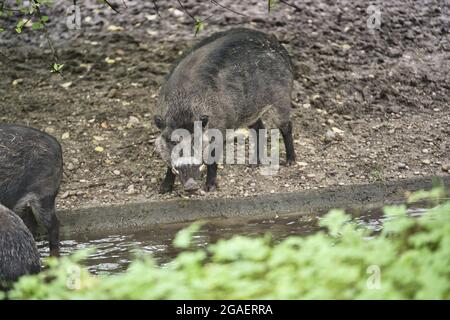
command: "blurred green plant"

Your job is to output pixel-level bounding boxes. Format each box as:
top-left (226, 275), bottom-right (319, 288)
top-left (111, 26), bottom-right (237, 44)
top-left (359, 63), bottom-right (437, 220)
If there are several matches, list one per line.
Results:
top-left (3, 187), bottom-right (449, 299)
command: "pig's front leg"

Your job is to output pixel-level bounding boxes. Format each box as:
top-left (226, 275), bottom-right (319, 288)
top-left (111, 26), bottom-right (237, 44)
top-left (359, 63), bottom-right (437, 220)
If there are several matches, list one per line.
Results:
top-left (160, 166), bottom-right (176, 194)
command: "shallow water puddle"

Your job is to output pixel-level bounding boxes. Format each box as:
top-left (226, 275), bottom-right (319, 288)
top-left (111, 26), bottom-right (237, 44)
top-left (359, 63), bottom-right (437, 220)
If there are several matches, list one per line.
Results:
top-left (37, 207), bottom-right (426, 274)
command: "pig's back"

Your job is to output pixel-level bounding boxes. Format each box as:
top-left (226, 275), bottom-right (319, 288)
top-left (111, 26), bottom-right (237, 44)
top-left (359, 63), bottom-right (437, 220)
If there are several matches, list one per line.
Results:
top-left (165, 28), bottom-right (293, 90)
top-left (0, 124), bottom-right (63, 208)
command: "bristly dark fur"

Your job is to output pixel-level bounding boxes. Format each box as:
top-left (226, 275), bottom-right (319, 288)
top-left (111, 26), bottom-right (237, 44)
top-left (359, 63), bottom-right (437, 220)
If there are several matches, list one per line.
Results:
top-left (166, 28), bottom-right (293, 89)
top-left (0, 124), bottom-right (63, 255)
top-left (155, 28), bottom-right (296, 192)
top-left (0, 204), bottom-right (40, 288)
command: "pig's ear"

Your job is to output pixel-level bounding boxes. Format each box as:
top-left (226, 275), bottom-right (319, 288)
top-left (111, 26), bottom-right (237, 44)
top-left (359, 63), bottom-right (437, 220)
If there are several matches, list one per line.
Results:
top-left (200, 115), bottom-right (209, 128)
top-left (154, 115), bottom-right (166, 130)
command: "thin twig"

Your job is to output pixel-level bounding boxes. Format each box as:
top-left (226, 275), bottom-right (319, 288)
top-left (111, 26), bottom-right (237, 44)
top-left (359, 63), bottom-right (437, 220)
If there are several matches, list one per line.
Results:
top-left (176, 0), bottom-right (196, 21)
top-left (210, 0), bottom-right (247, 17)
top-left (103, 0), bottom-right (120, 13)
top-left (279, 0), bottom-right (302, 12)
top-left (32, 0), bottom-right (58, 64)
top-left (152, 0), bottom-right (160, 16)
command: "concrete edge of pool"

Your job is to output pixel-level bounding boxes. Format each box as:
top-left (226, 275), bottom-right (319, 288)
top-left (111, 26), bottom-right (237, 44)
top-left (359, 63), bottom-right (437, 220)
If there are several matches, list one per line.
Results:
top-left (57, 175), bottom-right (450, 237)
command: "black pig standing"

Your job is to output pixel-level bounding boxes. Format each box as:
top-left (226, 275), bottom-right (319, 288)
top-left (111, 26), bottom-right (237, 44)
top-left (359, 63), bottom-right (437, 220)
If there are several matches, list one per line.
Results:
top-left (154, 28), bottom-right (296, 193)
top-left (0, 124), bottom-right (62, 256)
top-left (0, 204), bottom-right (40, 288)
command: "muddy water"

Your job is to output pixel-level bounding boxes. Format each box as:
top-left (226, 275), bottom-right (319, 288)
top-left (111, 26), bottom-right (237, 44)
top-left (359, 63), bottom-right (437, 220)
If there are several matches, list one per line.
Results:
top-left (37, 207), bottom-right (427, 275)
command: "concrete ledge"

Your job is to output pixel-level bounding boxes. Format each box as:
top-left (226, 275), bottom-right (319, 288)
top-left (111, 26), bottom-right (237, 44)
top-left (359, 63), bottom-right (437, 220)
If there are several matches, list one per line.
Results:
top-left (58, 175), bottom-right (450, 238)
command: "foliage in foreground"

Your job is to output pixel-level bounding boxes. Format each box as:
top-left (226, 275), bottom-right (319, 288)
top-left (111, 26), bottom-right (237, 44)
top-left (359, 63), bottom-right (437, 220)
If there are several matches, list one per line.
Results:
top-left (4, 189), bottom-right (450, 300)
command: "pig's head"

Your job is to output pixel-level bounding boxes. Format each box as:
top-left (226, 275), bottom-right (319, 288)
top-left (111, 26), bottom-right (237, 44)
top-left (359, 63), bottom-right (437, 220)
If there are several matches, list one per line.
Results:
top-left (154, 113), bottom-right (209, 192)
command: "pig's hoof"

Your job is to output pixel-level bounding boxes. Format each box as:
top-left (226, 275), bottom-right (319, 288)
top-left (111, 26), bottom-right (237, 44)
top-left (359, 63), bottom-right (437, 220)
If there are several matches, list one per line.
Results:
top-left (205, 184), bottom-right (217, 192)
top-left (159, 184), bottom-right (173, 194)
top-left (286, 159), bottom-right (295, 166)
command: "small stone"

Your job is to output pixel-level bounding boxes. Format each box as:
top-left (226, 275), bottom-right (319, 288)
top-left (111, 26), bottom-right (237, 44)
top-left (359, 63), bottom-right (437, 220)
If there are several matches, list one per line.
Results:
top-left (398, 162), bottom-right (407, 170)
top-left (145, 14), bottom-right (158, 21)
top-left (107, 88), bottom-right (118, 98)
top-left (331, 127), bottom-right (344, 134)
top-left (67, 163), bottom-right (75, 171)
top-left (442, 163), bottom-right (450, 172)
top-left (422, 159), bottom-right (431, 165)
top-left (307, 173), bottom-right (316, 178)
top-left (12, 79), bottom-right (23, 86)
top-left (324, 130), bottom-right (336, 142)
top-left (93, 135), bottom-right (105, 141)
top-left (107, 25), bottom-right (124, 32)
top-left (422, 149), bottom-right (429, 154)
top-left (128, 116), bottom-right (140, 124)
top-left (105, 57), bottom-right (116, 64)
top-left (150, 178), bottom-right (157, 184)
top-left (113, 170), bottom-right (121, 175)
top-left (127, 184), bottom-right (135, 194)
top-left (326, 119), bottom-right (335, 125)
top-left (60, 82), bottom-right (72, 89)
top-left (44, 127), bottom-right (55, 134)
top-left (302, 103), bottom-right (311, 109)
top-left (61, 132), bottom-right (70, 140)
top-left (61, 191), bottom-right (70, 199)
top-left (95, 146), bottom-right (104, 152)
top-left (168, 7), bottom-right (184, 17)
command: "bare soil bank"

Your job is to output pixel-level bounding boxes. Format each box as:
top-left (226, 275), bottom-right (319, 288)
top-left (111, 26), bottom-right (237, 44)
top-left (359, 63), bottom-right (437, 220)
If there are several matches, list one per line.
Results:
top-left (0, 0), bottom-right (449, 210)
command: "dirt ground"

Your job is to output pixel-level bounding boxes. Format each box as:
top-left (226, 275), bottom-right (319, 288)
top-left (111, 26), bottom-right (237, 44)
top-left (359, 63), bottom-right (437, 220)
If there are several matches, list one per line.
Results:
top-left (0, 0), bottom-right (449, 210)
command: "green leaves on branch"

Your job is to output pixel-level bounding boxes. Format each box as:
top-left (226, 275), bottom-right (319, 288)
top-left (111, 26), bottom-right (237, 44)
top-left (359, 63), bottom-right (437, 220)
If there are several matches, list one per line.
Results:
top-left (194, 17), bottom-right (204, 36)
top-left (173, 221), bottom-right (204, 249)
top-left (6, 187), bottom-right (450, 300)
top-left (15, 19), bottom-right (28, 33)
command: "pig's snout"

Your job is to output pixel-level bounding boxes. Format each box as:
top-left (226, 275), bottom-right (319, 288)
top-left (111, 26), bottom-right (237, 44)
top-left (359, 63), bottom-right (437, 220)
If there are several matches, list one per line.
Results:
top-left (184, 178), bottom-right (199, 192)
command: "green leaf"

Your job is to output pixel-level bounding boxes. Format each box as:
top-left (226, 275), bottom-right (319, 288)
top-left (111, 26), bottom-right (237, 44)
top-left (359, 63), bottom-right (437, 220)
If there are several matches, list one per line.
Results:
top-left (15, 19), bottom-right (28, 34)
top-left (407, 187), bottom-right (446, 204)
top-left (51, 63), bottom-right (64, 73)
top-left (194, 18), bottom-right (204, 36)
top-left (173, 221), bottom-right (204, 249)
top-left (31, 22), bottom-right (44, 30)
top-left (319, 209), bottom-right (351, 237)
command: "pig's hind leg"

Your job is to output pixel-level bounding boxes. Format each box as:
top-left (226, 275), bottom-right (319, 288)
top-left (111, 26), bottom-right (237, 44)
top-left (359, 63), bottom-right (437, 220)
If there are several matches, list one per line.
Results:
top-left (274, 101), bottom-right (296, 166)
top-left (30, 195), bottom-right (60, 257)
